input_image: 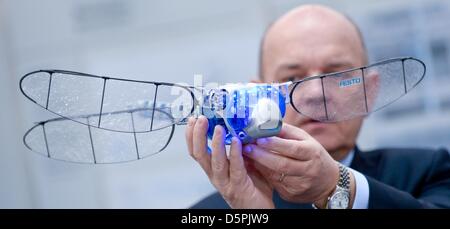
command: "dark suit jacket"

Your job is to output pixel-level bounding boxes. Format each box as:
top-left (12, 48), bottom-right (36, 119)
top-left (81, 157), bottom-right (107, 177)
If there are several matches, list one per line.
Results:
top-left (191, 146), bottom-right (450, 209)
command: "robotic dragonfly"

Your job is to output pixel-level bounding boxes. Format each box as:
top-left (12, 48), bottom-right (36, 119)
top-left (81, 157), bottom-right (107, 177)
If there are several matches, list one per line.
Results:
top-left (19, 57), bottom-right (426, 164)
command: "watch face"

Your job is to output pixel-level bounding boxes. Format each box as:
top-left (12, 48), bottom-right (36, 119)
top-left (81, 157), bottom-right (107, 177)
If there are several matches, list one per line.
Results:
top-left (329, 191), bottom-right (349, 209)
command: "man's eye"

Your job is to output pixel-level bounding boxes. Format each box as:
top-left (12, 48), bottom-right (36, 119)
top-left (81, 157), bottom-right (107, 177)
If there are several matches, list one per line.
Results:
top-left (283, 76), bottom-right (297, 82)
top-left (277, 75), bottom-right (304, 83)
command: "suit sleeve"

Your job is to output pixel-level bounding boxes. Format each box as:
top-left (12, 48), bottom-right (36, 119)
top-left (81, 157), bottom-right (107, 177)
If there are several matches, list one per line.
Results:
top-left (367, 148), bottom-right (450, 209)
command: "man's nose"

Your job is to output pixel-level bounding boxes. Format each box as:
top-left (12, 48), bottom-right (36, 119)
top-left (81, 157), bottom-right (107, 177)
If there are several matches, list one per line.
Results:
top-left (291, 77), bottom-right (330, 121)
top-left (301, 70), bottom-right (328, 102)
top-left (303, 78), bottom-right (325, 101)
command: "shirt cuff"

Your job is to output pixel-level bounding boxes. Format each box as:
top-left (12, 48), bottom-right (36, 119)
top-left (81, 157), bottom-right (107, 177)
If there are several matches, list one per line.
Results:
top-left (347, 167), bottom-right (369, 209)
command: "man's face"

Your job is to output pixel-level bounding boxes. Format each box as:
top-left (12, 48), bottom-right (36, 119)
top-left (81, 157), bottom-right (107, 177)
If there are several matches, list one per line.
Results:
top-left (261, 14), bottom-right (366, 155)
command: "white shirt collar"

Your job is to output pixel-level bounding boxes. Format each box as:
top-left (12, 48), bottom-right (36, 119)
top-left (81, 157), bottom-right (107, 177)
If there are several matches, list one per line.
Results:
top-left (339, 149), bottom-right (355, 167)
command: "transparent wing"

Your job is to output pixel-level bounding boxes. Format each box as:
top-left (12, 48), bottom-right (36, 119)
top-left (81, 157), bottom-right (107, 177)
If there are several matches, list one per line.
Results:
top-left (20, 70), bottom-right (195, 133)
top-left (290, 57), bottom-right (426, 122)
top-left (23, 108), bottom-right (175, 164)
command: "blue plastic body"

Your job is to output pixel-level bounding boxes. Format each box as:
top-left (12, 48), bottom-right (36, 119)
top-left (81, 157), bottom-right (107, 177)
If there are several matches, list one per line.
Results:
top-left (202, 84), bottom-right (286, 144)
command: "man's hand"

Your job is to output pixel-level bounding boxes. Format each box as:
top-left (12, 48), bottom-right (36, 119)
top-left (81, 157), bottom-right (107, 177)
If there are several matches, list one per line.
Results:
top-left (243, 123), bottom-right (356, 208)
top-left (185, 116), bottom-right (274, 209)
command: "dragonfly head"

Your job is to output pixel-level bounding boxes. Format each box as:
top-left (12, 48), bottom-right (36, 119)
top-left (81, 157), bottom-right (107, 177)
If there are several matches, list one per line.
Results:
top-left (202, 83), bottom-right (288, 144)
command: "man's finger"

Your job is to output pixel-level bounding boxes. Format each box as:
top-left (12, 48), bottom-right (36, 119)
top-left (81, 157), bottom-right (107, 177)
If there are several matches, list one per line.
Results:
top-left (185, 117), bottom-right (196, 158)
top-left (244, 144), bottom-right (306, 176)
top-left (192, 116), bottom-right (212, 175)
top-left (255, 136), bottom-right (312, 161)
top-left (248, 158), bottom-right (300, 196)
top-left (277, 123), bottom-right (310, 140)
top-left (229, 137), bottom-right (247, 185)
top-left (245, 157), bottom-right (278, 182)
top-left (211, 125), bottom-right (229, 186)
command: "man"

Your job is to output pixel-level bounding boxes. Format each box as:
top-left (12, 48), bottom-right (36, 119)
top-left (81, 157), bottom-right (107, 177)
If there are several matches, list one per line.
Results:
top-left (185, 4), bottom-right (450, 208)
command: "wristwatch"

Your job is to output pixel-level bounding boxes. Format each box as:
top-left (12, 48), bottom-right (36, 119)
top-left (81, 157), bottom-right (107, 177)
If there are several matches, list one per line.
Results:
top-left (313, 163), bottom-right (351, 209)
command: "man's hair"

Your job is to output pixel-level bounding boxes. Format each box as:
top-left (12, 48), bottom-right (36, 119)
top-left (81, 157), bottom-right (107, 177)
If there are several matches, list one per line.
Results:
top-left (258, 13), bottom-right (368, 80)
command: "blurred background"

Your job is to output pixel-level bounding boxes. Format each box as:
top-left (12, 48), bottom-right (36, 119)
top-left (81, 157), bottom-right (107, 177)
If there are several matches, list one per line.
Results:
top-left (0, 0), bottom-right (449, 208)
